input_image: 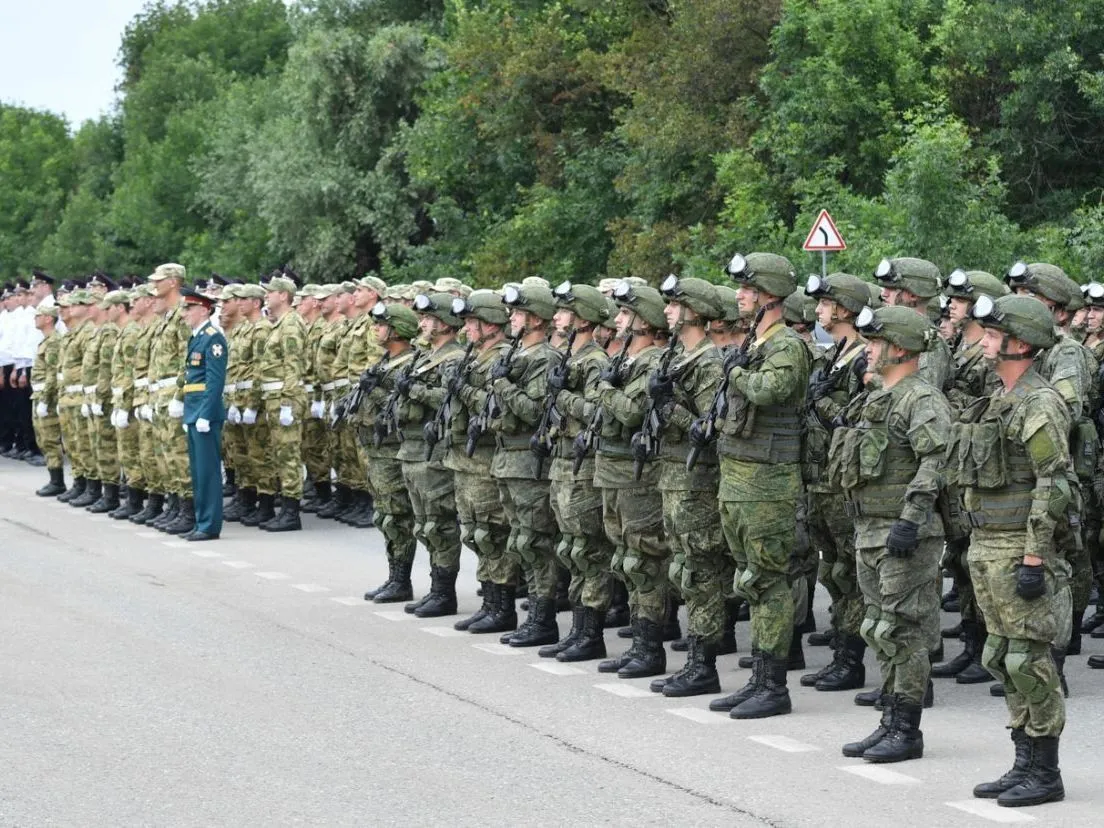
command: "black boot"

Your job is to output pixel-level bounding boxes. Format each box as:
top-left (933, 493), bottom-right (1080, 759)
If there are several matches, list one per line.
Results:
top-left (931, 618), bottom-right (975, 678)
top-left (222, 467), bottom-right (236, 498)
top-left (599, 616), bottom-right (642, 673)
top-left (151, 493), bottom-right (180, 530)
top-left (796, 578), bottom-right (817, 634)
top-left (166, 498), bottom-right (196, 535)
top-left (112, 486), bottom-right (143, 519)
top-left (507, 596), bottom-right (559, 647)
top-left (808, 629), bottom-right (836, 647)
top-left (365, 557), bottom-right (395, 602)
top-left (842, 694), bottom-right (893, 757)
top-left (130, 491), bottom-right (163, 524)
top-left (787, 627), bottom-right (805, 670)
top-left (605, 581), bottom-right (630, 628)
top-left (413, 567), bottom-right (459, 618)
top-left (718, 599), bottom-right (739, 655)
top-left (36, 467), bottom-right (66, 497)
top-left (540, 606), bottom-right (585, 658)
top-left (854, 687), bottom-right (882, 706)
top-left (974, 729), bottom-right (1032, 798)
top-left (224, 487), bottom-right (255, 522)
top-left (373, 558), bottom-right (414, 603)
top-left (263, 499), bottom-right (302, 533)
top-left (303, 480), bottom-right (331, 514)
top-left (454, 582), bottom-right (494, 631)
top-left (1081, 604), bottom-right (1104, 634)
top-left (71, 478), bottom-right (101, 508)
top-left (617, 618), bottom-right (666, 679)
top-left (350, 492), bottom-right (377, 529)
top-left (88, 482), bottom-right (120, 514)
top-left (710, 649), bottom-right (762, 712)
top-left (662, 637), bottom-right (721, 697)
top-left (241, 493), bottom-right (274, 527)
top-left (336, 489), bottom-right (364, 524)
top-left (957, 621), bottom-right (993, 684)
top-left (815, 633), bottom-right (867, 691)
top-left (997, 736), bottom-right (1064, 807)
top-left (557, 607), bottom-right (606, 662)
top-left (57, 475), bottom-right (85, 503)
top-left (862, 697), bottom-right (924, 762)
top-left (942, 584), bottom-right (959, 612)
top-left (942, 620), bottom-right (964, 639)
top-left (661, 598), bottom-right (682, 642)
top-left (1066, 608), bottom-right (1082, 655)
top-left (469, 584), bottom-right (518, 634)
top-left (730, 653), bottom-right (792, 719)
top-left (1051, 647), bottom-right (1069, 698)
top-left (317, 483), bottom-right (349, 519)
top-left (670, 637), bottom-right (689, 652)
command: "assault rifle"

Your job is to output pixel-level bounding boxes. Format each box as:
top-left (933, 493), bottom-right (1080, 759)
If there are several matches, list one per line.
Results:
top-left (423, 341), bottom-right (475, 460)
top-left (372, 350), bottom-right (423, 448)
top-left (530, 330), bottom-right (577, 477)
top-left (630, 334), bottom-right (679, 480)
top-left (572, 333), bottom-right (633, 475)
top-left (466, 334), bottom-right (521, 457)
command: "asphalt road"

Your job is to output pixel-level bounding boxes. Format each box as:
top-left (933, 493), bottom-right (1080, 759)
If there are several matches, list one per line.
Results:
top-left (1, 460), bottom-right (1102, 827)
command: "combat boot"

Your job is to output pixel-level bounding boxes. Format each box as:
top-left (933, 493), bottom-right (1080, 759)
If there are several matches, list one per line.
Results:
top-left (335, 489), bottom-right (362, 524)
top-left (112, 486), bottom-right (143, 519)
top-left (88, 482), bottom-right (120, 514)
top-left (36, 467), bottom-right (66, 498)
top-left (997, 736), bottom-right (1064, 807)
top-left (941, 584), bottom-right (959, 612)
top-left (796, 578), bottom-right (817, 634)
top-left (718, 599), bottom-right (740, 655)
top-left (507, 596), bottom-right (559, 646)
top-left (974, 729), bottom-right (1032, 798)
top-left (468, 584), bottom-right (518, 634)
top-left (662, 637), bottom-right (721, 697)
top-left (599, 616), bottom-right (641, 673)
top-left (71, 478), bottom-right (101, 508)
top-left (303, 480), bottom-right (331, 514)
top-left (786, 628), bottom-right (805, 670)
top-left (130, 491), bottom-right (163, 524)
top-left (166, 498), bottom-right (196, 535)
top-left (862, 697), bottom-right (923, 762)
top-left (671, 637), bottom-right (689, 652)
top-left (364, 557), bottom-right (396, 601)
top-left (617, 618), bottom-right (666, 679)
top-left (730, 653), bottom-right (792, 719)
top-left (807, 629), bottom-right (836, 647)
top-left (373, 558), bottom-right (413, 603)
top-left (241, 493), bottom-right (274, 527)
top-left (454, 581), bottom-right (493, 631)
top-left (151, 493), bottom-right (180, 530)
top-left (661, 598), bottom-right (682, 642)
top-left (57, 475), bottom-right (85, 503)
top-left (1081, 603), bottom-right (1104, 634)
top-left (1051, 647), bottom-right (1069, 698)
top-left (815, 633), bottom-right (867, 691)
top-left (316, 483), bottom-right (349, 519)
top-left (1066, 608), bottom-right (1082, 655)
top-left (222, 468), bottom-right (236, 499)
top-left (349, 492), bottom-right (377, 529)
top-left (263, 499), bottom-right (302, 533)
top-left (710, 649), bottom-right (762, 712)
top-left (842, 694), bottom-right (893, 756)
top-left (413, 567), bottom-right (459, 618)
top-left (540, 606), bottom-right (584, 658)
top-left (604, 581), bottom-right (630, 628)
top-left (557, 607), bottom-right (606, 662)
top-left (956, 621), bottom-right (993, 684)
top-left (224, 487), bottom-right (255, 522)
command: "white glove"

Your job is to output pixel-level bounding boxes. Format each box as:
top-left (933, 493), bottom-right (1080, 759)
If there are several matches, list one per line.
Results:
top-left (279, 405), bottom-right (295, 427)
top-left (36, 402), bottom-right (48, 418)
top-left (310, 400), bottom-right (325, 419)
top-left (167, 398), bottom-right (184, 419)
top-left (328, 400), bottom-right (336, 420)
top-left (196, 418), bottom-right (211, 433)
top-left (242, 407), bottom-right (257, 425)
top-left (80, 403), bottom-right (90, 418)
top-left (91, 403), bottom-right (104, 417)
top-left (109, 410), bottom-right (119, 428)
top-left (227, 405), bottom-right (241, 425)
top-left (117, 409), bottom-right (129, 429)
top-left (141, 404), bottom-right (153, 422)
top-left (182, 423), bottom-right (189, 433)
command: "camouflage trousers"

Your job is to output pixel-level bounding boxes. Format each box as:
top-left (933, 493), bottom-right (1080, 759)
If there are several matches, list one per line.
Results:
top-left (856, 536), bottom-right (941, 706)
top-left (720, 497), bottom-right (795, 659)
top-left (791, 491), bottom-right (818, 631)
top-left (60, 404), bottom-right (91, 478)
top-left (302, 415), bottom-right (331, 485)
top-left (498, 478), bottom-right (557, 599)
top-left (154, 402), bottom-right (191, 496)
top-left (402, 459), bottom-right (461, 571)
top-left (1086, 476), bottom-right (1104, 603)
top-left (242, 418), bottom-right (275, 493)
top-left (136, 414), bottom-right (159, 492)
top-left (88, 410), bottom-right (120, 483)
top-left (261, 402), bottom-right (303, 499)
top-left (809, 490), bottom-right (864, 636)
top-left (365, 453), bottom-right (416, 565)
top-left (116, 415), bottom-right (143, 489)
top-left (33, 411), bottom-right (63, 469)
top-left (223, 422), bottom-right (243, 483)
top-left (970, 532), bottom-right (1067, 738)
top-left (334, 424), bottom-right (364, 489)
top-left (550, 460), bottom-right (614, 611)
top-left (602, 485), bottom-right (667, 625)
top-left (453, 469), bottom-right (515, 585)
top-left (664, 488), bottom-right (731, 641)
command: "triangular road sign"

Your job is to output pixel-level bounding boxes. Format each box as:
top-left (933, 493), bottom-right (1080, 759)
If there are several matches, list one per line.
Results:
top-left (802, 209), bottom-right (847, 252)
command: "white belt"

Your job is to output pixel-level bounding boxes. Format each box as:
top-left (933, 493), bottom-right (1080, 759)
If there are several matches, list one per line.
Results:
top-left (135, 377), bottom-right (149, 389)
top-left (111, 387), bottom-right (123, 398)
top-left (303, 383), bottom-right (315, 393)
top-left (223, 382), bottom-right (238, 394)
top-left (83, 385), bottom-right (96, 394)
top-left (238, 380), bottom-right (254, 390)
top-left (31, 381), bottom-right (45, 392)
top-left (55, 372), bottom-right (64, 382)
top-left (321, 381), bottom-right (337, 391)
top-left (65, 384), bottom-right (82, 393)
top-left (333, 378), bottom-right (350, 388)
top-left (155, 378), bottom-right (176, 390)
top-left (261, 380), bottom-right (285, 392)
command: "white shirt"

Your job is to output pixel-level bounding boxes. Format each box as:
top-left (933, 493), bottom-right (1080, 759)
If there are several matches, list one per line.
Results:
top-left (0, 309), bottom-right (14, 365)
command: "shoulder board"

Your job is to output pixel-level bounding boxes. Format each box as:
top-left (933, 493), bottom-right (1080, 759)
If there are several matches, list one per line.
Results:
top-left (205, 326), bottom-right (216, 336)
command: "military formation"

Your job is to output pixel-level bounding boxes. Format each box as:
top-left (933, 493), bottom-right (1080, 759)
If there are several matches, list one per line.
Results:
top-left (7, 252), bottom-right (1104, 809)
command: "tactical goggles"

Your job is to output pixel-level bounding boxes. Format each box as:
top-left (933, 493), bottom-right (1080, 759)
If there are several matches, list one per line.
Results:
top-left (804, 274), bottom-right (835, 299)
top-left (451, 297), bottom-right (473, 317)
top-left (971, 295), bottom-right (1004, 324)
top-left (874, 259), bottom-right (903, 284)
top-left (370, 301), bottom-right (391, 321)
top-left (413, 293), bottom-right (433, 313)
top-left (1005, 262), bottom-right (1037, 288)
top-left (659, 274), bottom-right (684, 299)
top-left (855, 306), bottom-right (882, 335)
top-left (724, 254), bottom-right (756, 283)
top-left (613, 280), bottom-right (639, 306)
top-left (501, 285), bottom-right (528, 307)
top-left (553, 281), bottom-right (575, 304)
top-left (1084, 282), bottom-right (1104, 307)
top-left (945, 269), bottom-right (973, 296)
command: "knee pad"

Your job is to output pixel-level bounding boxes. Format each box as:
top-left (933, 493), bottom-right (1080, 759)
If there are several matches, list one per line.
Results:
top-left (1006, 638), bottom-right (1058, 704)
top-left (472, 523), bottom-right (499, 558)
top-left (733, 565), bottom-right (763, 604)
top-left (610, 548), bottom-right (627, 582)
top-left (555, 534), bottom-right (574, 570)
top-left (668, 553), bottom-right (687, 593)
top-left (860, 607), bottom-right (880, 651)
top-left (831, 559), bottom-right (857, 594)
top-left (981, 634), bottom-right (1009, 683)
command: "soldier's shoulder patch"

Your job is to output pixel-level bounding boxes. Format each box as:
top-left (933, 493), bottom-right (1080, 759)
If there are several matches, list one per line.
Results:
top-left (212, 343), bottom-right (224, 358)
top-left (205, 326), bottom-right (216, 336)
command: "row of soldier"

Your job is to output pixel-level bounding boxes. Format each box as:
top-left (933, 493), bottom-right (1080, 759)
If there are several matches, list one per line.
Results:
top-left (16, 254), bottom-right (1093, 808)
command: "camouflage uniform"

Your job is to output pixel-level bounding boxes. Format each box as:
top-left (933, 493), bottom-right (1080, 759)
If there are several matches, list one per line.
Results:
top-left (149, 303), bottom-right (192, 498)
top-left (301, 314), bottom-right (329, 488)
top-left (131, 316), bottom-right (159, 497)
top-left (57, 314), bottom-right (93, 485)
top-left (258, 307), bottom-right (307, 500)
top-left (30, 324), bottom-right (62, 470)
top-left (112, 317), bottom-right (143, 491)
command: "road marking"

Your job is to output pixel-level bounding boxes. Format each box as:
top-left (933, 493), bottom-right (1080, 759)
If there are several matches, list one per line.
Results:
top-left (667, 708), bottom-right (726, 725)
top-left (292, 583), bottom-right (331, 593)
top-left (945, 801), bottom-right (1035, 823)
top-left (374, 610), bottom-right (413, 621)
top-left (472, 642), bottom-right (526, 656)
top-left (221, 560), bottom-right (254, 569)
top-left (162, 540), bottom-right (188, 548)
top-left (137, 532), bottom-right (160, 538)
top-left (593, 682), bottom-right (656, 698)
top-left (838, 765), bottom-right (921, 785)
top-left (188, 549), bottom-right (222, 558)
top-left (330, 597), bottom-right (363, 606)
top-left (256, 571), bottom-right (292, 581)
top-left (529, 662), bottom-right (586, 676)
top-left (421, 626), bottom-right (467, 637)
top-left (107, 522), bottom-right (130, 529)
top-left (748, 735), bottom-right (820, 753)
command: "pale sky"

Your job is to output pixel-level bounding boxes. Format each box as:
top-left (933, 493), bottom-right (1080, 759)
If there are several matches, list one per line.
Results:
top-left (0, 0), bottom-right (157, 128)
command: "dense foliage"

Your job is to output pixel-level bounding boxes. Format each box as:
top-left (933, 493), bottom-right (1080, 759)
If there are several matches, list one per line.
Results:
top-left (4, 0), bottom-right (1104, 285)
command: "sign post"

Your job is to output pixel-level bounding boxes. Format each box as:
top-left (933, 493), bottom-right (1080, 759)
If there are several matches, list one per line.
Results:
top-left (802, 209), bottom-right (847, 277)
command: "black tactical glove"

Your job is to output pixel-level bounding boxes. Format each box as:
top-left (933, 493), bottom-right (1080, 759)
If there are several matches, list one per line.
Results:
top-left (490, 359), bottom-right (512, 381)
top-left (396, 374), bottom-right (414, 396)
top-left (688, 417), bottom-right (710, 447)
top-left (807, 367), bottom-right (842, 402)
top-left (851, 353), bottom-right (869, 386)
top-left (1016, 563), bottom-right (1047, 601)
top-left (724, 347), bottom-right (752, 373)
top-left (358, 370), bottom-right (379, 394)
top-left (647, 372), bottom-right (673, 401)
top-left (546, 364), bottom-right (568, 395)
top-left (886, 519), bottom-right (920, 558)
top-left (598, 363), bottom-right (623, 387)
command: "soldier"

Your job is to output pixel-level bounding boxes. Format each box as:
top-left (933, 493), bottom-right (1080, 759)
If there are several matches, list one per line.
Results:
top-left (85, 290), bottom-right (126, 514)
top-left (873, 257), bottom-right (952, 392)
top-left (705, 252), bottom-right (811, 720)
top-left (30, 304), bottom-right (66, 496)
top-left (128, 285), bottom-right (167, 524)
top-left (306, 285), bottom-right (347, 515)
top-left (56, 290), bottom-right (97, 504)
top-left (958, 294), bottom-right (1070, 807)
top-left (71, 292), bottom-right (114, 510)
top-left (833, 306), bottom-right (950, 763)
top-left (298, 285), bottom-right (330, 513)
top-left (217, 286), bottom-right (245, 517)
top-left (109, 288), bottom-right (149, 518)
top-left (232, 284), bottom-right (274, 525)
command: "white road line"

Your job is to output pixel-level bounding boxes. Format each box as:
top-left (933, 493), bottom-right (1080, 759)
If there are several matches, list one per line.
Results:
top-left (107, 522), bottom-right (130, 529)
top-left (330, 597), bottom-right (363, 606)
top-left (374, 610), bottom-right (413, 621)
top-left (471, 642), bottom-right (527, 656)
top-left (748, 735), bottom-right (820, 753)
top-left (188, 549), bottom-right (222, 558)
top-left (136, 532), bottom-right (160, 538)
top-left (421, 626), bottom-right (467, 637)
top-left (593, 682), bottom-right (656, 699)
top-left (945, 801), bottom-right (1035, 824)
top-left (292, 583), bottom-right (331, 593)
top-left (838, 765), bottom-right (921, 785)
top-left (666, 708), bottom-right (726, 725)
top-left (221, 560), bottom-right (255, 569)
top-left (162, 540), bottom-right (188, 548)
top-left (529, 662), bottom-right (586, 676)
top-left (256, 571), bottom-right (292, 581)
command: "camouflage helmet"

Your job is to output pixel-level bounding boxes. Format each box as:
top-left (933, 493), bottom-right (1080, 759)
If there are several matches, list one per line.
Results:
top-left (943, 269), bottom-right (1008, 303)
top-left (874, 257), bottom-right (942, 299)
top-left (725, 252), bottom-right (796, 299)
top-left (926, 295), bottom-right (949, 323)
top-left (659, 274), bottom-right (723, 320)
top-left (502, 282), bottom-right (556, 320)
top-left (973, 294), bottom-right (1056, 348)
top-left (1003, 261), bottom-right (1073, 306)
top-left (804, 272), bottom-right (870, 314)
top-left (452, 289), bottom-right (509, 326)
top-left (612, 280), bottom-right (668, 330)
top-left (1067, 282), bottom-right (1086, 312)
top-left (712, 284), bottom-right (742, 323)
top-left (783, 289), bottom-right (817, 325)
top-left (600, 295), bottom-right (619, 330)
top-left (413, 292), bottom-right (462, 328)
top-left (553, 281), bottom-right (611, 325)
top-left (369, 301), bottom-right (419, 340)
top-left (1083, 282), bottom-right (1104, 309)
top-left (865, 281), bottom-right (884, 309)
top-left (855, 305), bottom-right (933, 353)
